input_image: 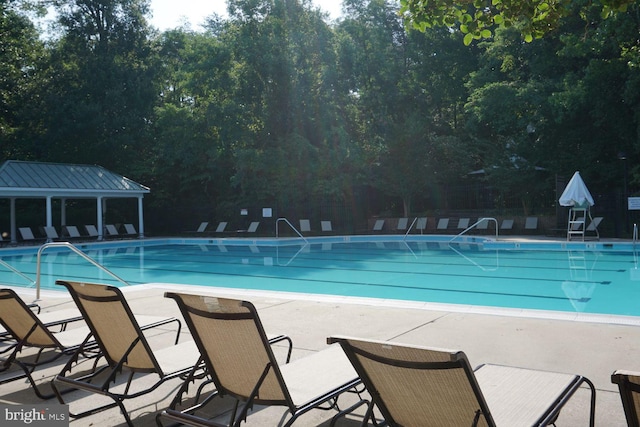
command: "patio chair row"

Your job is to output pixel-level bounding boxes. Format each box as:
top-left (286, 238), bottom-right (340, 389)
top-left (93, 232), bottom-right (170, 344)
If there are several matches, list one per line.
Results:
top-left (1, 283), bottom-right (605, 426)
top-left (191, 220), bottom-right (334, 236)
top-left (190, 221), bottom-right (261, 235)
top-left (189, 216), bottom-right (602, 238)
top-left (0, 288), bottom-right (182, 399)
top-left (373, 216), bottom-right (605, 239)
top-left (371, 217), bottom-right (538, 234)
top-left (12, 223), bottom-right (140, 244)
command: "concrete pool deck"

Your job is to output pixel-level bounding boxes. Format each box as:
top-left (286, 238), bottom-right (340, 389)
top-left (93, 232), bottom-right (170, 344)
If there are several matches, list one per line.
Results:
top-left (1, 281), bottom-right (637, 426)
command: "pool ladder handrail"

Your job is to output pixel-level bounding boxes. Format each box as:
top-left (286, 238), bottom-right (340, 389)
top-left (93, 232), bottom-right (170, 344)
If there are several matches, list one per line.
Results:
top-left (275, 218), bottom-right (308, 244)
top-left (450, 217), bottom-right (498, 243)
top-left (403, 217), bottom-right (420, 240)
top-left (634, 223), bottom-right (638, 248)
top-left (0, 259), bottom-right (35, 286)
top-left (35, 242), bottom-right (130, 300)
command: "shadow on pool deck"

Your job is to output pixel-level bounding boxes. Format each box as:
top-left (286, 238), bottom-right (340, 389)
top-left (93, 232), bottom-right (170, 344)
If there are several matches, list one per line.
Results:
top-left (2, 277), bottom-right (635, 426)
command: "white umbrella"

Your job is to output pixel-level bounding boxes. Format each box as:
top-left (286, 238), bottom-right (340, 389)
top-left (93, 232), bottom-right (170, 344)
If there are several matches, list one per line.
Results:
top-left (559, 171), bottom-right (594, 207)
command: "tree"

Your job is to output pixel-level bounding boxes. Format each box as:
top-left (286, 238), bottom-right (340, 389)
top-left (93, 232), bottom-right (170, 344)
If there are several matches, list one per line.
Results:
top-left (148, 27), bottom-right (239, 223)
top-left (0, 1), bottom-right (45, 158)
top-left (338, 0), bottom-right (476, 216)
top-left (399, 0), bottom-right (637, 44)
top-left (227, 0), bottom-right (361, 217)
top-left (38, 0), bottom-right (156, 170)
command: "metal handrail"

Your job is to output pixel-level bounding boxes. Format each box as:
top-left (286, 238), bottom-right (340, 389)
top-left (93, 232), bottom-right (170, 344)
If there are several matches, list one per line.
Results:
top-left (634, 223), bottom-right (638, 249)
top-left (36, 242), bottom-right (130, 299)
top-left (403, 217), bottom-right (419, 240)
top-left (275, 218), bottom-right (308, 243)
top-left (449, 217), bottom-right (498, 243)
top-left (276, 243), bottom-right (309, 266)
top-left (0, 259), bottom-right (35, 285)
top-left (447, 243), bottom-right (499, 271)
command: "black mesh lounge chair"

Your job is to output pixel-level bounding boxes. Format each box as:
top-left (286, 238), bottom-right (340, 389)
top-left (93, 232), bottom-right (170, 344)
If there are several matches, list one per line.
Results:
top-left (52, 281), bottom-right (199, 426)
top-left (0, 287), bottom-right (183, 400)
top-left (157, 293), bottom-right (363, 427)
top-left (612, 370), bottom-right (640, 427)
top-left (328, 336), bottom-right (596, 427)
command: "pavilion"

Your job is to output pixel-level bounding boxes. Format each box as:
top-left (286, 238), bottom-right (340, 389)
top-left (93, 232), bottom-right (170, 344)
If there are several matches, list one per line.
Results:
top-left (0, 160), bottom-right (150, 244)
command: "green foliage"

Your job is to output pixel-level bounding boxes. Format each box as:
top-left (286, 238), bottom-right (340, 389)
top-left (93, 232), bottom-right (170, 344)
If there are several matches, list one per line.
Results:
top-left (33, 0), bottom-right (156, 173)
top-left (3, 0), bottom-right (640, 229)
top-left (399, 0), bottom-right (636, 44)
top-left (0, 3), bottom-right (45, 157)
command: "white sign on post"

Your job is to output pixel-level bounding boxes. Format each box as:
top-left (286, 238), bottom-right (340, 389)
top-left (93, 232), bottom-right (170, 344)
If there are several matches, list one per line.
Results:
top-left (628, 197), bottom-right (640, 210)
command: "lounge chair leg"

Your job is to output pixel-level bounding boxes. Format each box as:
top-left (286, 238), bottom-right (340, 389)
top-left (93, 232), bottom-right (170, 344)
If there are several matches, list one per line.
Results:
top-left (329, 398), bottom-right (370, 427)
top-left (231, 364), bottom-right (272, 427)
top-left (168, 357), bottom-right (206, 410)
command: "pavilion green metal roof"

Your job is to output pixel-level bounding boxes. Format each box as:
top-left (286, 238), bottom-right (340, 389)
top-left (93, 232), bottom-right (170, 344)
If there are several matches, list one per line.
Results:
top-left (0, 160), bottom-right (150, 198)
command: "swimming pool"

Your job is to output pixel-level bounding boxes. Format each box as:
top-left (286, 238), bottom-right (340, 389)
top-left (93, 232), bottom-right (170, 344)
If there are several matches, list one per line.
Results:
top-left (2, 236), bottom-right (639, 318)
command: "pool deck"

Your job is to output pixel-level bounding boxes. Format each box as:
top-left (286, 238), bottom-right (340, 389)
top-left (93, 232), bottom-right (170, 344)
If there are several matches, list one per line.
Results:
top-left (1, 283), bottom-right (635, 426)
top-left (1, 235), bottom-right (637, 426)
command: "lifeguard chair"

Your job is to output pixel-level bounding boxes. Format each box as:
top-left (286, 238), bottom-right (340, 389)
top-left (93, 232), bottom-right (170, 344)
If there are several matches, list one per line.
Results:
top-left (558, 172), bottom-right (595, 242)
top-left (567, 203), bottom-right (594, 241)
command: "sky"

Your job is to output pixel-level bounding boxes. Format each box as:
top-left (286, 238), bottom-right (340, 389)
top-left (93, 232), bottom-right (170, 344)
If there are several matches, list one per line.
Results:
top-left (148, 0), bottom-right (344, 31)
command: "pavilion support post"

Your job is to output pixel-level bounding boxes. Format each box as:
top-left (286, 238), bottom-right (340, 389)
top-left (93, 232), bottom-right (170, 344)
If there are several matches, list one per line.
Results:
top-left (10, 198), bottom-right (16, 245)
top-left (96, 197), bottom-right (104, 240)
top-left (60, 198), bottom-right (67, 226)
top-left (46, 196), bottom-right (52, 227)
top-left (137, 196), bottom-right (144, 238)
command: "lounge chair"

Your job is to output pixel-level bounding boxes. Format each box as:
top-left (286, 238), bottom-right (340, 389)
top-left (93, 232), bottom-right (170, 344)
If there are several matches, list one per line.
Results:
top-left (437, 218), bottom-right (449, 231)
top-left (612, 370), bottom-right (640, 426)
top-left (586, 217), bottom-right (602, 240)
top-left (0, 306), bottom-right (82, 338)
top-left (0, 287), bottom-right (183, 400)
top-left (328, 336), bottom-right (596, 427)
top-left (373, 219), bottom-right (385, 232)
top-left (214, 221), bottom-right (228, 233)
top-left (84, 224), bottom-right (99, 239)
top-left (196, 222), bottom-right (209, 233)
top-left (63, 225), bottom-right (83, 240)
top-left (43, 226), bottom-right (61, 241)
top-left (104, 224), bottom-right (120, 238)
top-left (396, 218), bottom-right (409, 232)
top-left (18, 227), bottom-right (43, 244)
top-left (0, 288), bottom-right (94, 399)
top-left (123, 223), bottom-right (137, 236)
top-left (525, 217), bottom-right (538, 231)
top-left (157, 294), bottom-right (362, 427)
top-left (0, 290), bottom-right (82, 345)
top-left (500, 219), bottom-right (514, 232)
top-left (238, 221), bottom-right (260, 233)
top-left (457, 218), bottom-right (470, 229)
top-left (476, 218), bottom-right (490, 231)
top-left (416, 217), bottom-right (427, 233)
top-left (321, 220), bottom-right (333, 232)
top-left (299, 219), bottom-right (311, 233)
top-left (51, 281), bottom-right (199, 426)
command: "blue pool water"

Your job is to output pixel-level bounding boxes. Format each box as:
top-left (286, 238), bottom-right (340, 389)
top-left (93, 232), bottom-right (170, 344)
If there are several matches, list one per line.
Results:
top-left (2, 237), bottom-right (640, 317)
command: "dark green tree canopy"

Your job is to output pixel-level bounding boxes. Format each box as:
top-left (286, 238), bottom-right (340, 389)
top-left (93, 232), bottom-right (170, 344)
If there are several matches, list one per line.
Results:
top-left (2, 0), bottom-right (639, 233)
